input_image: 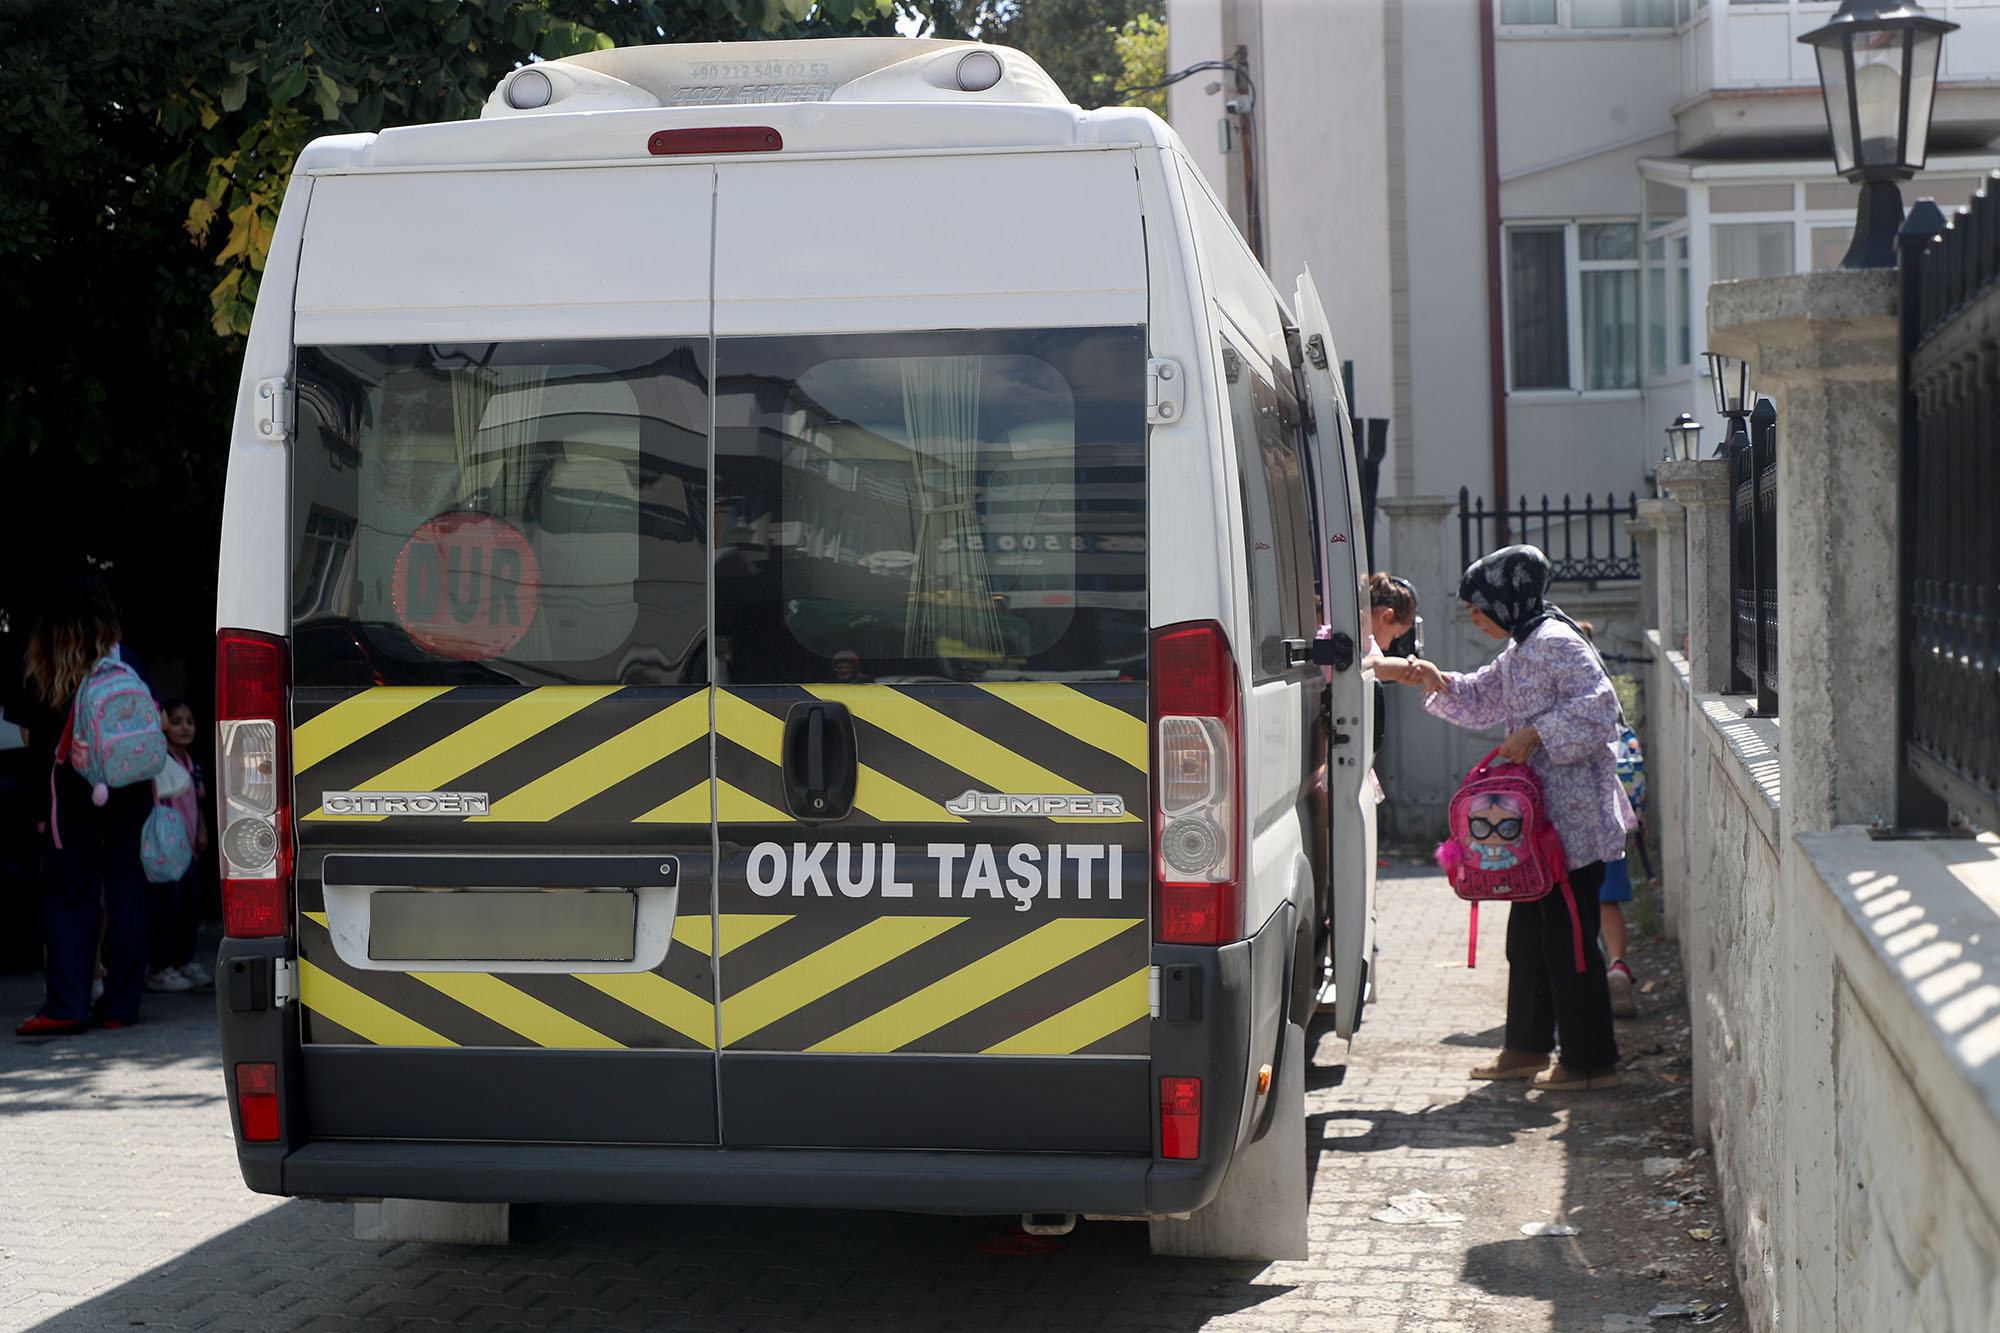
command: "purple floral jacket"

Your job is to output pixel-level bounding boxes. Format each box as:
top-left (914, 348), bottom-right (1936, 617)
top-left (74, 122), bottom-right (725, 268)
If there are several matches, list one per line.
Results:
top-left (1424, 619), bottom-right (1637, 869)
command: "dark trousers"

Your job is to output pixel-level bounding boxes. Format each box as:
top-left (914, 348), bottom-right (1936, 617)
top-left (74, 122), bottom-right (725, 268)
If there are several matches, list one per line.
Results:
top-left (39, 776), bottom-right (150, 1024)
top-left (148, 868), bottom-right (199, 971)
top-left (1503, 860), bottom-right (1618, 1071)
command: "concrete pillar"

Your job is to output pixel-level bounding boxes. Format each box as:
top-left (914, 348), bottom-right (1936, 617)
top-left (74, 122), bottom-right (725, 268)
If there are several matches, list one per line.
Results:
top-left (1633, 497), bottom-right (1687, 653)
top-left (1709, 270), bottom-right (1900, 839)
top-left (1656, 459), bottom-right (1733, 696)
top-left (1628, 507), bottom-right (1660, 635)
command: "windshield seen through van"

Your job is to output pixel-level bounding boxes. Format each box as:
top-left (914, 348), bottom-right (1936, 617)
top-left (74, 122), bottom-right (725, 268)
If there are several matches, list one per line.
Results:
top-left (712, 327), bottom-right (1148, 685)
top-left (288, 329), bottom-right (1146, 689)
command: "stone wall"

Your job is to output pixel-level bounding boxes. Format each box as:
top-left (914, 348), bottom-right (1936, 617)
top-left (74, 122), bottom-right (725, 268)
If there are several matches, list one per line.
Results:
top-left (1633, 268), bottom-right (2000, 1330)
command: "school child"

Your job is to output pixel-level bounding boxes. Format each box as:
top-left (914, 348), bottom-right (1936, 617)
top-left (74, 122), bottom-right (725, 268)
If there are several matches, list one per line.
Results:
top-left (1572, 620), bottom-right (1643, 1018)
top-left (1602, 724), bottom-right (1647, 1017)
top-left (14, 574), bottom-right (157, 1036)
top-left (145, 700), bottom-right (211, 993)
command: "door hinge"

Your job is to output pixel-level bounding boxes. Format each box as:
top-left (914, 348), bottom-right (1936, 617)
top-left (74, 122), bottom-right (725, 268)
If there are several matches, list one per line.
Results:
top-left (1147, 964), bottom-right (1161, 1018)
top-left (1305, 332), bottom-right (1329, 370)
top-left (1146, 358), bottom-right (1185, 426)
top-left (255, 377), bottom-right (292, 443)
top-left (272, 956), bottom-right (297, 1006)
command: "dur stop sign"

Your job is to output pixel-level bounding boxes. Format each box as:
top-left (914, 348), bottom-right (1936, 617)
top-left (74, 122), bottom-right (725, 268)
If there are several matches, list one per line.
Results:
top-left (392, 512), bottom-right (540, 659)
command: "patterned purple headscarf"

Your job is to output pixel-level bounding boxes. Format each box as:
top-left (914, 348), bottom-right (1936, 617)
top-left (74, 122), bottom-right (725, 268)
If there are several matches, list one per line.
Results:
top-left (1459, 545), bottom-right (1569, 644)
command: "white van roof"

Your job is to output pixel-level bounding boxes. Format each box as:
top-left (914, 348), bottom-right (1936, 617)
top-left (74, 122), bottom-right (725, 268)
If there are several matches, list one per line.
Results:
top-left (293, 39), bottom-right (1174, 174)
top-left (482, 38), bottom-right (1069, 117)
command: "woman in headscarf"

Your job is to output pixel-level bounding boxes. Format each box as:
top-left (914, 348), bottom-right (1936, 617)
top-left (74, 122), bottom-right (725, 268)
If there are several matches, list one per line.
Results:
top-left (1400, 545), bottom-right (1636, 1090)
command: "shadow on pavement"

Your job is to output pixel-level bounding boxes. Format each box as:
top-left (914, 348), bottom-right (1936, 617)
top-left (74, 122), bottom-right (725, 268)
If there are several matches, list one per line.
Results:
top-left (27, 1197), bottom-right (1296, 1332)
top-left (1309, 1081), bottom-right (1560, 1157)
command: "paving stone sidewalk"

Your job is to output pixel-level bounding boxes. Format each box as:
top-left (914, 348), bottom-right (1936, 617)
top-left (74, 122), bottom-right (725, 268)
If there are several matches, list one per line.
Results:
top-left (0, 868), bottom-right (1733, 1332)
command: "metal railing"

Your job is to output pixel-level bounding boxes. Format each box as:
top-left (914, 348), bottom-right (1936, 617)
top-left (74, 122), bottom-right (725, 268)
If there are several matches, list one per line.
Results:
top-left (1727, 399), bottom-right (1779, 714)
top-left (1457, 489), bottom-right (1642, 583)
top-left (1898, 176), bottom-right (2000, 833)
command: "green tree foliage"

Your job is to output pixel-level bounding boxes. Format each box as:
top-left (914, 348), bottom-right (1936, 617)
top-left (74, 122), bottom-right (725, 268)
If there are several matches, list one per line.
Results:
top-left (165, 0), bottom-right (897, 336)
top-left (0, 0), bottom-right (895, 673)
top-left (1112, 12), bottom-right (1167, 119)
top-left (909, 1), bottom-right (1165, 110)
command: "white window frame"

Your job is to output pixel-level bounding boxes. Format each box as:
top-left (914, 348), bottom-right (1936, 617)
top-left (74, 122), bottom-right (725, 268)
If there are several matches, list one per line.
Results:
top-left (1642, 223), bottom-right (1693, 386)
top-left (1501, 218), bottom-right (1644, 400)
top-left (1495, 0), bottom-right (1679, 32)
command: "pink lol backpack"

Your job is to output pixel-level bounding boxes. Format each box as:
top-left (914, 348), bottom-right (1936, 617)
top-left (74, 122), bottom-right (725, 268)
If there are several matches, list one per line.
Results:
top-left (1434, 747), bottom-right (1584, 971)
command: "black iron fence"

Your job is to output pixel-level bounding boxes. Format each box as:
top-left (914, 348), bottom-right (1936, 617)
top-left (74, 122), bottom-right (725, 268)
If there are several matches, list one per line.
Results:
top-left (1456, 489), bottom-right (1642, 583)
top-left (1899, 178), bottom-right (2000, 833)
top-left (1728, 400), bottom-right (1779, 714)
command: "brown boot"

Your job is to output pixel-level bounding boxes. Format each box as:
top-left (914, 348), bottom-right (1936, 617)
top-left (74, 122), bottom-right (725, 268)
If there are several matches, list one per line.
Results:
top-left (1469, 1049), bottom-right (1551, 1080)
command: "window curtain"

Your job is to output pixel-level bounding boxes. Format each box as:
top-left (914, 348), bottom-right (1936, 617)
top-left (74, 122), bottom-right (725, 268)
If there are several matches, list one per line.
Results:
top-left (901, 357), bottom-right (1003, 661)
top-left (451, 366), bottom-right (547, 516)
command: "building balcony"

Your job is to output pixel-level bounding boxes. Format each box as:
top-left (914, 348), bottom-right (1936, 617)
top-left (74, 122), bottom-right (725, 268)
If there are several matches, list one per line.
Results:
top-left (1674, 0), bottom-right (2000, 156)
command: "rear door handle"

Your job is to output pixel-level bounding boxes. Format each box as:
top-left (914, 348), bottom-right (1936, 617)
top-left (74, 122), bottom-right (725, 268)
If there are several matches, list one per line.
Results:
top-left (783, 700), bottom-right (857, 821)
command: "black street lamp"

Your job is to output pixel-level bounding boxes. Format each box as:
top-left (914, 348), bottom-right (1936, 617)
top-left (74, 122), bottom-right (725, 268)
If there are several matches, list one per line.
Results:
top-left (1703, 350), bottom-right (1755, 456)
top-left (1665, 412), bottom-right (1704, 462)
top-left (1799, 0), bottom-right (1959, 269)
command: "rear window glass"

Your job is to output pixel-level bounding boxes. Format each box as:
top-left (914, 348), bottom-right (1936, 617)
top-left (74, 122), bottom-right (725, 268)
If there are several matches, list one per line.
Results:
top-left (713, 328), bottom-right (1147, 685)
top-left (290, 341), bottom-right (708, 687)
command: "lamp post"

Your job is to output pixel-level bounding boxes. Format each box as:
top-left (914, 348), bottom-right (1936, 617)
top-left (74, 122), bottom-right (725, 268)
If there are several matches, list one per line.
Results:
top-left (1799, 0), bottom-right (1959, 269)
top-left (1665, 412), bottom-right (1704, 462)
top-left (1703, 350), bottom-right (1754, 457)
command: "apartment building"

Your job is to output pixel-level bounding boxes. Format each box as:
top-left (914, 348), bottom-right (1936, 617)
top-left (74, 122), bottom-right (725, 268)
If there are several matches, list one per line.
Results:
top-left (1167, 0), bottom-right (2000, 832)
top-left (1169, 0), bottom-right (2000, 511)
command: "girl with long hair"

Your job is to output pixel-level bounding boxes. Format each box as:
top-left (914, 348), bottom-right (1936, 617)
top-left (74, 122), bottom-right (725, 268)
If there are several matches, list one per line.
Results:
top-left (14, 573), bottom-right (155, 1037)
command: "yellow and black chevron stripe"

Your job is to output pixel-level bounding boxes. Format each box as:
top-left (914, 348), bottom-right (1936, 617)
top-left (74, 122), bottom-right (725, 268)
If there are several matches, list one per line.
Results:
top-left (297, 902), bottom-right (720, 1049)
top-left (293, 680), bottom-right (1145, 828)
top-left (292, 679), bottom-right (1150, 1055)
top-left (707, 909), bottom-right (1148, 1055)
top-left (297, 907), bottom-right (1148, 1056)
top-left (296, 685), bottom-right (712, 828)
top-left (716, 681), bottom-right (1146, 825)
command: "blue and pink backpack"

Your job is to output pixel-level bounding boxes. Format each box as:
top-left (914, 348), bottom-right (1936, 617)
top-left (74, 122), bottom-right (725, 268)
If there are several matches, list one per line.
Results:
top-left (1435, 747), bottom-right (1584, 971)
top-left (60, 647), bottom-right (168, 803)
top-left (49, 647), bottom-right (169, 849)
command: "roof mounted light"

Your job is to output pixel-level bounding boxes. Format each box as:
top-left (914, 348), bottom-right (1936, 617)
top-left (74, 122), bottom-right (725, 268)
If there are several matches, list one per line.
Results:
top-left (956, 50), bottom-right (1004, 92)
top-left (506, 68), bottom-right (553, 110)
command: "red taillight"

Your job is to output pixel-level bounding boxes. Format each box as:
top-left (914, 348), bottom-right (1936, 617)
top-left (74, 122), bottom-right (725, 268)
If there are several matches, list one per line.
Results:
top-left (236, 1062), bottom-right (279, 1142)
top-left (1156, 880), bottom-right (1243, 947)
top-left (648, 126), bottom-right (783, 155)
top-left (1160, 1076), bottom-right (1201, 1159)
top-left (224, 881), bottom-right (288, 938)
top-left (217, 630), bottom-right (292, 940)
top-left (1150, 622), bottom-right (1242, 945)
top-left (1154, 623), bottom-right (1237, 721)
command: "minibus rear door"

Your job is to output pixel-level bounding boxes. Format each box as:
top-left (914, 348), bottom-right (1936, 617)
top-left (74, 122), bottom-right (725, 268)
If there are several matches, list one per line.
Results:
top-left (1293, 268), bottom-right (1379, 1039)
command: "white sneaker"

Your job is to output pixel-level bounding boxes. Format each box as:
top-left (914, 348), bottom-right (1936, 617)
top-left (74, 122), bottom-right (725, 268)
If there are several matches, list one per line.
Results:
top-left (145, 967), bottom-right (194, 994)
top-left (177, 961), bottom-right (213, 989)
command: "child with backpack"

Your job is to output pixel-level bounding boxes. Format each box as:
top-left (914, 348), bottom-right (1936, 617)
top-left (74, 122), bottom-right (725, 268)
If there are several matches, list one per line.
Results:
top-left (13, 573), bottom-right (165, 1037)
top-left (1399, 546), bottom-right (1637, 1091)
top-left (145, 700), bottom-right (210, 994)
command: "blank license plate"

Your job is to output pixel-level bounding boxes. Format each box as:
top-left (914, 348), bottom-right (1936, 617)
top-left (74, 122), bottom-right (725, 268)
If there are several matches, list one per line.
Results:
top-left (368, 890), bottom-right (637, 962)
